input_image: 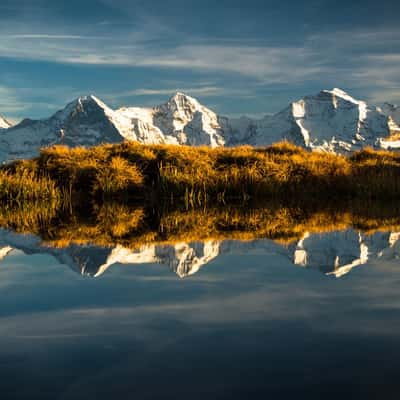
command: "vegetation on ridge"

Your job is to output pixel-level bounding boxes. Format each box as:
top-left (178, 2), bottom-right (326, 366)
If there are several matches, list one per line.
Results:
top-left (1, 141), bottom-right (400, 204)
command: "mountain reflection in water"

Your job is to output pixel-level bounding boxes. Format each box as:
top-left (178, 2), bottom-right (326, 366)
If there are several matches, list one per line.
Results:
top-left (1, 201), bottom-right (400, 279)
top-left (3, 202), bottom-right (400, 400)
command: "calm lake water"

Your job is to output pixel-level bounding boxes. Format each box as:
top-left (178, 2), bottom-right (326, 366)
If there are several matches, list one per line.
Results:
top-left (1, 228), bottom-right (400, 399)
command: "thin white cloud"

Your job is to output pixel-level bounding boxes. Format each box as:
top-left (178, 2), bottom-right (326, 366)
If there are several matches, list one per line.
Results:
top-left (122, 87), bottom-right (223, 96)
top-left (0, 36), bottom-right (320, 84)
top-left (109, 86), bottom-right (255, 99)
top-left (5, 34), bottom-right (106, 40)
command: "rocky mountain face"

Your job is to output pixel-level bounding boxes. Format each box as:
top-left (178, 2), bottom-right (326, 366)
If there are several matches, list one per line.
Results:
top-left (0, 96), bottom-right (124, 162)
top-left (0, 88), bottom-right (399, 162)
top-left (378, 102), bottom-right (400, 145)
top-left (115, 92), bottom-right (226, 146)
top-left (0, 228), bottom-right (399, 279)
top-left (379, 102), bottom-right (400, 127)
top-left (224, 88), bottom-right (398, 152)
top-left (252, 88), bottom-right (392, 152)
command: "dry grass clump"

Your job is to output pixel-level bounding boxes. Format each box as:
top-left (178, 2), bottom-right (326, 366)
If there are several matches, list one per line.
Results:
top-left (0, 162), bottom-right (60, 202)
top-left (39, 145), bottom-right (145, 199)
top-left (350, 147), bottom-right (400, 197)
top-left (93, 156), bottom-right (144, 196)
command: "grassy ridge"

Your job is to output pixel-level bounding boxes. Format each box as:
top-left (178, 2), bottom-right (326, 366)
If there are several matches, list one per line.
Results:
top-left (1, 141), bottom-right (400, 204)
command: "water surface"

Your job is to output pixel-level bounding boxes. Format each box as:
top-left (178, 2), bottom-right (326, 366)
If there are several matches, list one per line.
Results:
top-left (1, 225), bottom-right (400, 399)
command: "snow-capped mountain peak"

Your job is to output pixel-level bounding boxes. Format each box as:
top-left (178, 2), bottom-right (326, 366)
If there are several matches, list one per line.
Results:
top-left (54, 94), bottom-right (112, 122)
top-left (0, 115), bottom-right (12, 129)
top-left (322, 88), bottom-right (361, 104)
top-left (155, 91), bottom-right (206, 129)
top-left (163, 91), bottom-right (202, 112)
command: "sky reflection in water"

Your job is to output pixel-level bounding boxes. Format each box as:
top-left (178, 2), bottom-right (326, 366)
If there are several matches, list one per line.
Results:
top-left (0, 231), bottom-right (400, 399)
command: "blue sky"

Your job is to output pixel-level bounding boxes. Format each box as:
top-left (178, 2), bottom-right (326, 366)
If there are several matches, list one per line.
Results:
top-left (0, 0), bottom-right (399, 120)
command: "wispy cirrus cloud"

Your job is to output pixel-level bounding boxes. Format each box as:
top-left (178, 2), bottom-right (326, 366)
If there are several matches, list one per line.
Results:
top-left (0, 32), bottom-right (319, 83)
top-left (5, 34), bottom-right (106, 40)
top-left (1, 22), bottom-right (400, 92)
top-left (107, 85), bottom-right (256, 99)
top-left (1, 8), bottom-right (400, 118)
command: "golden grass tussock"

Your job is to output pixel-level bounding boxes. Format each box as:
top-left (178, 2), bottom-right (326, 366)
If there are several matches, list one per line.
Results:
top-left (93, 156), bottom-right (144, 196)
top-left (0, 163), bottom-right (60, 202)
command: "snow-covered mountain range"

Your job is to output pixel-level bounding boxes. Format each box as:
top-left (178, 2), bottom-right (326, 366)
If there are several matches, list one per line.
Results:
top-left (0, 228), bottom-right (399, 279)
top-left (1, 88), bottom-right (400, 162)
